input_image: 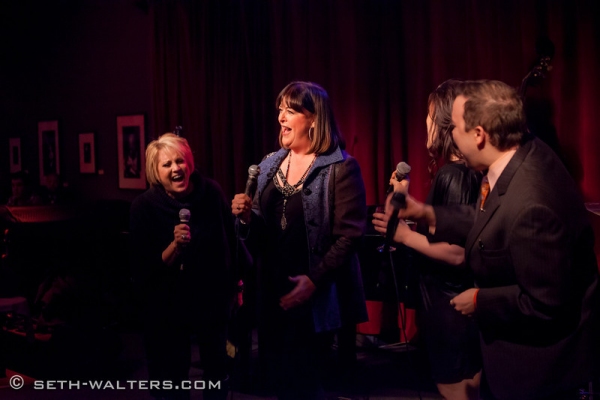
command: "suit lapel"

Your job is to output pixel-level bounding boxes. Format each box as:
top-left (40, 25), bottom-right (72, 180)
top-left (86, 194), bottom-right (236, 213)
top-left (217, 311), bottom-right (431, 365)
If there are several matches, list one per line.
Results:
top-left (464, 138), bottom-right (535, 256)
top-left (466, 190), bottom-right (500, 254)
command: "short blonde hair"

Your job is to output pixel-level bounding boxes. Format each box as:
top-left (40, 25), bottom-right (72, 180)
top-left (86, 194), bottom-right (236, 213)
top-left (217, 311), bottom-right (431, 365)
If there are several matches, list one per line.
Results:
top-left (145, 133), bottom-right (195, 186)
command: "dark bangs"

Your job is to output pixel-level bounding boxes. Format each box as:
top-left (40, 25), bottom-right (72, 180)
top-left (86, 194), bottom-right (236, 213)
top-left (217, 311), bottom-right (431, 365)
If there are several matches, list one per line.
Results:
top-left (276, 82), bottom-right (315, 114)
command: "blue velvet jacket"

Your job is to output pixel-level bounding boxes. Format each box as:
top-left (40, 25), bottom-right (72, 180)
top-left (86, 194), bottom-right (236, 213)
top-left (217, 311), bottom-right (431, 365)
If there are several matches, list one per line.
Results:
top-left (241, 146), bottom-right (368, 332)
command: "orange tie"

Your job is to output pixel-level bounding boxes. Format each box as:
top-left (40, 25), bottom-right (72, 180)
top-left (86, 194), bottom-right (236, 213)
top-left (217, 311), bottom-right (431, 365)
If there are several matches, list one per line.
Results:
top-left (480, 179), bottom-right (490, 211)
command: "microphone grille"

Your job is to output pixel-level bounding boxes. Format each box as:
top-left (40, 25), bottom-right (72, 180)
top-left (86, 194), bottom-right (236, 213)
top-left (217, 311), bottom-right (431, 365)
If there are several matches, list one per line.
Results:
top-left (179, 208), bottom-right (191, 223)
top-left (248, 165), bottom-right (260, 177)
top-left (396, 162), bottom-right (411, 175)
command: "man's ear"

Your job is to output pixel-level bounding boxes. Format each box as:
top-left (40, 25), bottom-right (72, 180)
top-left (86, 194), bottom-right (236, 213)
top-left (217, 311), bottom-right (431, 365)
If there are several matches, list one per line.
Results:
top-left (474, 126), bottom-right (487, 149)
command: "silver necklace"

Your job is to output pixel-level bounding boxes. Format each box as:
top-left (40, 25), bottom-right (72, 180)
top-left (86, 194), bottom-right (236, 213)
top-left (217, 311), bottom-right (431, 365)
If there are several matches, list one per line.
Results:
top-left (273, 152), bottom-right (317, 230)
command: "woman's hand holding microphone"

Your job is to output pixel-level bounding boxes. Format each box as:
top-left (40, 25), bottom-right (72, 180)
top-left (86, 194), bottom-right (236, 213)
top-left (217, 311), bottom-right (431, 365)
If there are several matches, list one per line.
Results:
top-left (232, 193), bottom-right (252, 224)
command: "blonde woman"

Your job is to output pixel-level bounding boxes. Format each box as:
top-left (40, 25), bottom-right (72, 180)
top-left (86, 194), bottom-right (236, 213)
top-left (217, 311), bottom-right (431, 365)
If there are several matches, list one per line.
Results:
top-left (130, 133), bottom-right (239, 400)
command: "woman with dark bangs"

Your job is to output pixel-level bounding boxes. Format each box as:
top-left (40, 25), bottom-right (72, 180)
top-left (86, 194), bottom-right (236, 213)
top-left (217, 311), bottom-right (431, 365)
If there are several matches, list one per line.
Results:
top-left (232, 81), bottom-right (368, 399)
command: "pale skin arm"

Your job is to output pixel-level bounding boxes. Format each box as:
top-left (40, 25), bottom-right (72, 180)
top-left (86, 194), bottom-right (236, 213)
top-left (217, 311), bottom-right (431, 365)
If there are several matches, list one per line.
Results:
top-left (161, 223), bottom-right (191, 266)
top-left (373, 214), bottom-right (465, 266)
top-left (373, 179), bottom-right (456, 264)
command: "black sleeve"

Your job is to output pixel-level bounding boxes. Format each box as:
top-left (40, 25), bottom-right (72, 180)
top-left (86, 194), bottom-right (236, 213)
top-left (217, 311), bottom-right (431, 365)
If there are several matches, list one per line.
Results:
top-left (431, 204), bottom-right (475, 247)
top-left (308, 156), bottom-right (367, 285)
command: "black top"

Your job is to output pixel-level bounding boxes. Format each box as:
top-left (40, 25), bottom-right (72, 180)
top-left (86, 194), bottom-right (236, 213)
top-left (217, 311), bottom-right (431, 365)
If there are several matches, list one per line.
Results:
top-left (129, 171), bottom-right (240, 322)
top-left (261, 179), bottom-right (310, 298)
top-left (418, 162), bottom-right (482, 300)
top-left (426, 162), bottom-right (481, 209)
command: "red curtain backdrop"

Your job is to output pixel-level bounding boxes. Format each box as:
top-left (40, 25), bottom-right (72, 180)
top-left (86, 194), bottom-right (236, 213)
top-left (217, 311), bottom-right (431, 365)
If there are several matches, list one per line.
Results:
top-left (149, 0), bottom-right (600, 205)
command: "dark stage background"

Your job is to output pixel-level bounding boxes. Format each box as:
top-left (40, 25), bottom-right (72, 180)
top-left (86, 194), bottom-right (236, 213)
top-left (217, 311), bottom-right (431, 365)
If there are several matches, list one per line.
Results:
top-left (1, 0), bottom-right (599, 206)
top-left (149, 0), bottom-right (600, 205)
top-left (0, 0), bottom-right (600, 390)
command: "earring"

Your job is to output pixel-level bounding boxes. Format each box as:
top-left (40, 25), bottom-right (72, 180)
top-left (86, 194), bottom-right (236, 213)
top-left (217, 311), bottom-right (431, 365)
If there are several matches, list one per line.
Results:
top-left (309, 127), bottom-right (314, 142)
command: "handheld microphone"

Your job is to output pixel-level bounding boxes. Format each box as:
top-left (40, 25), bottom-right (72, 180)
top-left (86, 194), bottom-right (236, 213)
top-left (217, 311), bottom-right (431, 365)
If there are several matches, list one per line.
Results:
top-left (244, 165), bottom-right (260, 199)
top-left (387, 161), bottom-right (412, 194)
top-left (384, 192), bottom-right (406, 252)
top-left (179, 208), bottom-right (191, 224)
top-left (178, 208), bottom-right (191, 270)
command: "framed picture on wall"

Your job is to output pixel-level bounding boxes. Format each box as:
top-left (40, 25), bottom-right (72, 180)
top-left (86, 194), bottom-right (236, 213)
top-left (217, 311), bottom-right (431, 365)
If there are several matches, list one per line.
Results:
top-left (79, 132), bottom-right (96, 174)
top-left (117, 114), bottom-right (146, 189)
top-left (9, 138), bottom-right (22, 173)
top-left (38, 120), bottom-right (60, 186)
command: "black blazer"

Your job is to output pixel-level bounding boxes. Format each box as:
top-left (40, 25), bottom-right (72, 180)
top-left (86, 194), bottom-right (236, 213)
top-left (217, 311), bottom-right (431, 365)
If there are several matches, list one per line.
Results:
top-left (435, 137), bottom-right (600, 400)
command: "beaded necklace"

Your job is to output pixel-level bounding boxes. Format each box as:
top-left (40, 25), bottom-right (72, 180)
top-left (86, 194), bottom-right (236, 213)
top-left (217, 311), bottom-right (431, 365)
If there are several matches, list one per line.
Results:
top-left (273, 152), bottom-right (317, 230)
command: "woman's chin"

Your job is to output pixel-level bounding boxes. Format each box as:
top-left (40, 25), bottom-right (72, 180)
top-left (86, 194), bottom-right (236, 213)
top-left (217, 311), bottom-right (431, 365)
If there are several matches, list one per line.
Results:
top-left (166, 184), bottom-right (189, 198)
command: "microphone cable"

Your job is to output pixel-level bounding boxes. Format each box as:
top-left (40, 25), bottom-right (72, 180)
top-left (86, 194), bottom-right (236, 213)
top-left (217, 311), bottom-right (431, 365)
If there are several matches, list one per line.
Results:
top-left (230, 165), bottom-right (260, 398)
top-left (380, 193), bottom-right (424, 400)
top-left (386, 244), bottom-right (423, 400)
top-left (231, 216), bottom-right (249, 399)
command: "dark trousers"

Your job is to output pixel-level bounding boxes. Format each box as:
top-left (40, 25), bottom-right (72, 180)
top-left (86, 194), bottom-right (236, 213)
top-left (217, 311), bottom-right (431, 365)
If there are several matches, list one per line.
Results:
top-left (144, 321), bottom-right (229, 400)
top-left (259, 303), bottom-right (334, 400)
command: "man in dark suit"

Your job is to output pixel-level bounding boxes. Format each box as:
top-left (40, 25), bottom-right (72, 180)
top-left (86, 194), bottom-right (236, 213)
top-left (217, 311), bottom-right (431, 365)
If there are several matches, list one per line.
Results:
top-left (397, 80), bottom-right (599, 400)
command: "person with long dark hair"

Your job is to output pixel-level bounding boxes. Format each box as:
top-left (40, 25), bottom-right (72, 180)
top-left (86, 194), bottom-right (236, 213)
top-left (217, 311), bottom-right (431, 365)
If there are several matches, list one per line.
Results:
top-left (232, 81), bottom-right (368, 400)
top-left (375, 79), bottom-right (483, 400)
